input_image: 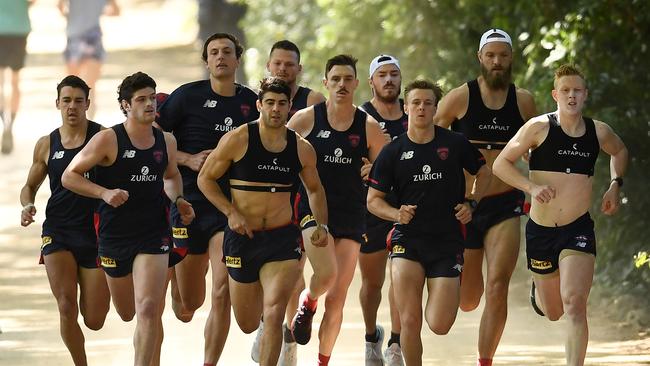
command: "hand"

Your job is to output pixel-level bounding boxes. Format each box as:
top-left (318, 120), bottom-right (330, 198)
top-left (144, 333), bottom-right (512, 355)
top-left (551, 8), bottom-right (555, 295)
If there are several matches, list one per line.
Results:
top-left (530, 184), bottom-right (556, 204)
top-left (187, 150), bottom-right (212, 172)
top-left (104, 0), bottom-right (120, 16)
top-left (396, 205), bottom-right (417, 224)
top-left (101, 189), bottom-right (129, 208)
top-left (360, 157), bottom-right (372, 181)
top-left (454, 203), bottom-right (472, 224)
top-left (601, 185), bottom-right (620, 215)
top-left (57, 0), bottom-right (68, 16)
top-left (176, 198), bottom-right (195, 225)
top-left (228, 209), bottom-right (253, 238)
top-left (309, 224), bottom-right (329, 247)
top-left (21, 204), bottom-right (36, 227)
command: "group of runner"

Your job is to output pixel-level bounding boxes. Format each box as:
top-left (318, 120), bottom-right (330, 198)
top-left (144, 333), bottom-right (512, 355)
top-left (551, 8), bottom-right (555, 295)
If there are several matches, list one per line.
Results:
top-left (20, 29), bottom-right (627, 366)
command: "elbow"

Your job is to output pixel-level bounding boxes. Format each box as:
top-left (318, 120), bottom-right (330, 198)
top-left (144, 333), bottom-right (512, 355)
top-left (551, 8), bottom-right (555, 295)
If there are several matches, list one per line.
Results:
top-left (61, 170), bottom-right (73, 190)
top-left (492, 158), bottom-right (505, 181)
top-left (367, 197), bottom-right (379, 217)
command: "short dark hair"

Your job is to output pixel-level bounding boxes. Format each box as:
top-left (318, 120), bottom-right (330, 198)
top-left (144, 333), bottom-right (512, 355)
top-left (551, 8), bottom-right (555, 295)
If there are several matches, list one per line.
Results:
top-left (325, 54), bottom-right (358, 78)
top-left (258, 77), bottom-right (291, 101)
top-left (202, 32), bottom-right (244, 62)
top-left (404, 79), bottom-right (444, 106)
top-left (554, 64), bottom-right (587, 88)
top-left (57, 75), bottom-right (90, 99)
top-left (270, 40), bottom-right (301, 62)
top-left (117, 71), bottom-right (156, 116)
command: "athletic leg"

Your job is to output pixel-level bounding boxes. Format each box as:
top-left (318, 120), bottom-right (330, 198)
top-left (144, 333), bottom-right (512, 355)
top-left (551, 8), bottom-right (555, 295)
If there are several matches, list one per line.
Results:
top-left (43, 251), bottom-right (87, 366)
top-left (132, 253), bottom-right (168, 366)
top-left (172, 253), bottom-right (209, 321)
top-left (459, 248), bottom-right (484, 311)
top-left (559, 253), bottom-right (595, 366)
top-left (477, 217), bottom-right (520, 359)
top-left (204, 232), bottom-right (230, 364)
top-left (424, 277), bottom-right (460, 335)
top-left (259, 260), bottom-right (301, 365)
top-left (359, 250), bottom-right (389, 335)
top-left (391, 258), bottom-right (425, 366)
top-left (77, 267), bottom-right (110, 330)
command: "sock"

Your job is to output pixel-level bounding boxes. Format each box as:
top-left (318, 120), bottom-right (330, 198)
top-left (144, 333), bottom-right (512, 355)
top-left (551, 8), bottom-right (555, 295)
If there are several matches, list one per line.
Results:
top-left (283, 323), bottom-right (295, 343)
top-left (477, 358), bottom-right (493, 366)
top-left (318, 353), bottom-right (330, 366)
top-left (365, 328), bottom-right (380, 343)
top-left (388, 332), bottom-right (400, 347)
top-left (304, 291), bottom-right (318, 311)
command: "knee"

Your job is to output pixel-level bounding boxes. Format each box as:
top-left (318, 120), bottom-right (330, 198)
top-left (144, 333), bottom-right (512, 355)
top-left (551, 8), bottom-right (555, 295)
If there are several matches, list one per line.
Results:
top-left (116, 308), bottom-right (135, 322)
top-left (563, 293), bottom-right (588, 320)
top-left (399, 312), bottom-right (421, 331)
top-left (184, 295), bottom-right (205, 312)
top-left (484, 278), bottom-right (510, 304)
top-left (56, 296), bottom-right (78, 321)
top-left (237, 317), bottom-right (261, 334)
top-left (83, 314), bottom-right (106, 331)
top-left (544, 305), bottom-right (564, 321)
top-left (361, 274), bottom-right (385, 294)
top-left (211, 281), bottom-right (230, 305)
top-left (459, 296), bottom-right (480, 312)
top-left (136, 298), bottom-right (161, 321)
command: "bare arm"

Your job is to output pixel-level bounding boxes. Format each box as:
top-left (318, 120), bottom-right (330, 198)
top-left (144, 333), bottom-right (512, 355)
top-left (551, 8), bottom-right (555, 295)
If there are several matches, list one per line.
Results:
top-left (596, 120), bottom-right (628, 215)
top-left (20, 136), bottom-right (49, 226)
top-left (360, 115), bottom-right (389, 180)
top-left (517, 88), bottom-right (538, 121)
top-left (306, 90), bottom-right (326, 106)
top-left (433, 85), bottom-right (468, 128)
top-left (197, 128), bottom-right (250, 236)
top-left (162, 132), bottom-right (194, 225)
top-left (287, 106), bottom-right (315, 137)
top-left (493, 118), bottom-right (556, 204)
top-left (297, 136), bottom-right (329, 247)
top-left (367, 187), bottom-right (416, 225)
top-left (62, 129), bottom-right (129, 207)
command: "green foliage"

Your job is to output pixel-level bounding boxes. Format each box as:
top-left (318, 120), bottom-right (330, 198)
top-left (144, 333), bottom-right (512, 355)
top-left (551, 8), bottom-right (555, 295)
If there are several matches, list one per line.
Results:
top-left (242, 0), bottom-right (650, 302)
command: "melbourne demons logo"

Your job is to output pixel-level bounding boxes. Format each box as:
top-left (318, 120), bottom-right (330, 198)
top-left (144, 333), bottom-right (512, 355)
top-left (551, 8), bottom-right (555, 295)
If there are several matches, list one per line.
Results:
top-left (437, 147), bottom-right (449, 160)
top-left (240, 104), bottom-right (251, 118)
top-left (153, 150), bottom-right (163, 163)
top-left (348, 134), bottom-right (360, 147)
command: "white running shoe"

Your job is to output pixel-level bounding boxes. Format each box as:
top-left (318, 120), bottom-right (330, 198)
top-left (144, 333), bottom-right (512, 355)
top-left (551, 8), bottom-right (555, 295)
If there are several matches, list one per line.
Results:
top-left (365, 325), bottom-right (385, 366)
top-left (277, 338), bottom-right (297, 366)
top-left (251, 319), bottom-right (264, 362)
top-left (383, 343), bottom-right (404, 366)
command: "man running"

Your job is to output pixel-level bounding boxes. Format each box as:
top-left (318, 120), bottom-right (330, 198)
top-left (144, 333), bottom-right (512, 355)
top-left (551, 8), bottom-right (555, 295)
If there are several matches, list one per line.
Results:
top-left (368, 79), bottom-right (491, 366)
top-left (20, 75), bottom-right (109, 366)
top-left (198, 77), bottom-right (328, 366)
top-left (358, 54), bottom-right (410, 366)
top-left (156, 32), bottom-right (259, 366)
top-left (288, 54), bottom-right (387, 365)
top-left (493, 64), bottom-right (627, 366)
top-left (267, 39), bottom-right (326, 119)
top-left (62, 71), bottom-right (194, 366)
top-left (434, 28), bottom-right (537, 366)
top-left (250, 39), bottom-right (327, 365)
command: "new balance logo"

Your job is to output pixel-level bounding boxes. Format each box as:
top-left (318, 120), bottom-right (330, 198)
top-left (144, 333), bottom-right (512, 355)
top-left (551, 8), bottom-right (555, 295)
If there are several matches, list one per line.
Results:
top-left (576, 241), bottom-right (587, 248)
top-left (453, 264), bottom-right (463, 272)
top-left (400, 151), bottom-right (414, 160)
top-left (52, 151), bottom-right (65, 159)
top-left (123, 150), bottom-right (136, 158)
top-left (203, 99), bottom-right (218, 108)
top-left (316, 130), bottom-right (331, 138)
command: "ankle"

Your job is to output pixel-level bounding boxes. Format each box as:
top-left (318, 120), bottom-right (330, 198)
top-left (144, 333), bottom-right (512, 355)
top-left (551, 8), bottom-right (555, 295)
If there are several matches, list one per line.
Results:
top-left (477, 358), bottom-right (492, 366)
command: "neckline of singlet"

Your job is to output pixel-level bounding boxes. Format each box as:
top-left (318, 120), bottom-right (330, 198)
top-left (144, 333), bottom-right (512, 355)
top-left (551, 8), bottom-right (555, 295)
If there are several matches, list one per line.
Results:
top-left (548, 113), bottom-right (588, 139)
top-left (363, 101), bottom-right (405, 124)
top-left (316, 102), bottom-right (359, 133)
top-left (55, 121), bottom-right (96, 150)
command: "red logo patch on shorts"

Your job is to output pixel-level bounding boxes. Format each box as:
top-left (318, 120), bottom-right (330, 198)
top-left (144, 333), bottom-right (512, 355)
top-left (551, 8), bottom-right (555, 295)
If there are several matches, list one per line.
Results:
top-left (437, 147), bottom-right (449, 160)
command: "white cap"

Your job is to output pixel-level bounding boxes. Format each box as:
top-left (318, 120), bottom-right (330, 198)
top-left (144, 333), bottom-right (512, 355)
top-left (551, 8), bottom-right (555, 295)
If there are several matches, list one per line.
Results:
top-left (478, 28), bottom-right (512, 51)
top-left (369, 54), bottom-right (400, 78)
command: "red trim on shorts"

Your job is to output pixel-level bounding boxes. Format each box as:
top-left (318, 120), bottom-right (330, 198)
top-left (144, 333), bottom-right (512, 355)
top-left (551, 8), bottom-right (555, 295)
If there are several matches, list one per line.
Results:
top-left (523, 201), bottom-right (531, 214)
top-left (93, 212), bottom-right (100, 236)
top-left (292, 191), bottom-right (302, 225)
top-left (385, 226), bottom-right (396, 251)
top-left (459, 222), bottom-right (467, 240)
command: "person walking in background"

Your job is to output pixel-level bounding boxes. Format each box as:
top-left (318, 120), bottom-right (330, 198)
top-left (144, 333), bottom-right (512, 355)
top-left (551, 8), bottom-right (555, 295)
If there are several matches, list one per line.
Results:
top-left (0, 0), bottom-right (34, 154)
top-left (57, 0), bottom-right (120, 118)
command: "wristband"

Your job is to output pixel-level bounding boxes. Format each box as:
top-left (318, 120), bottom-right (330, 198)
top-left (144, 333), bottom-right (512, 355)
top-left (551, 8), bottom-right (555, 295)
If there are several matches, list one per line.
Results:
top-left (174, 195), bottom-right (185, 205)
top-left (464, 198), bottom-right (478, 210)
top-left (611, 177), bottom-right (623, 188)
top-left (22, 203), bottom-right (35, 211)
top-left (317, 223), bottom-right (329, 234)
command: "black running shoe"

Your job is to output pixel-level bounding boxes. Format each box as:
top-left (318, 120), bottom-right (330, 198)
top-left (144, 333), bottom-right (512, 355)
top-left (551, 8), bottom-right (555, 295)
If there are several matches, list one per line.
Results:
top-left (291, 290), bottom-right (316, 345)
top-left (530, 281), bottom-right (545, 316)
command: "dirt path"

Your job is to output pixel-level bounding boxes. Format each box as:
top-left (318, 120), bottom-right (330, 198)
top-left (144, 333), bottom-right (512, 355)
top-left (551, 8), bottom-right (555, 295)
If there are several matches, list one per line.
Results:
top-left (0, 1), bottom-right (648, 365)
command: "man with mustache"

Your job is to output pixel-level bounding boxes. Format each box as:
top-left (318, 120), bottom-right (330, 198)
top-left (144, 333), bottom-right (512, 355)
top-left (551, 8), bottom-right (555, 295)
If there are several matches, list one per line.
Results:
top-left (288, 54), bottom-right (388, 365)
top-left (156, 32), bottom-right (259, 366)
top-left (249, 40), bottom-right (327, 366)
top-left (358, 54), bottom-right (410, 366)
top-left (434, 28), bottom-right (537, 366)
